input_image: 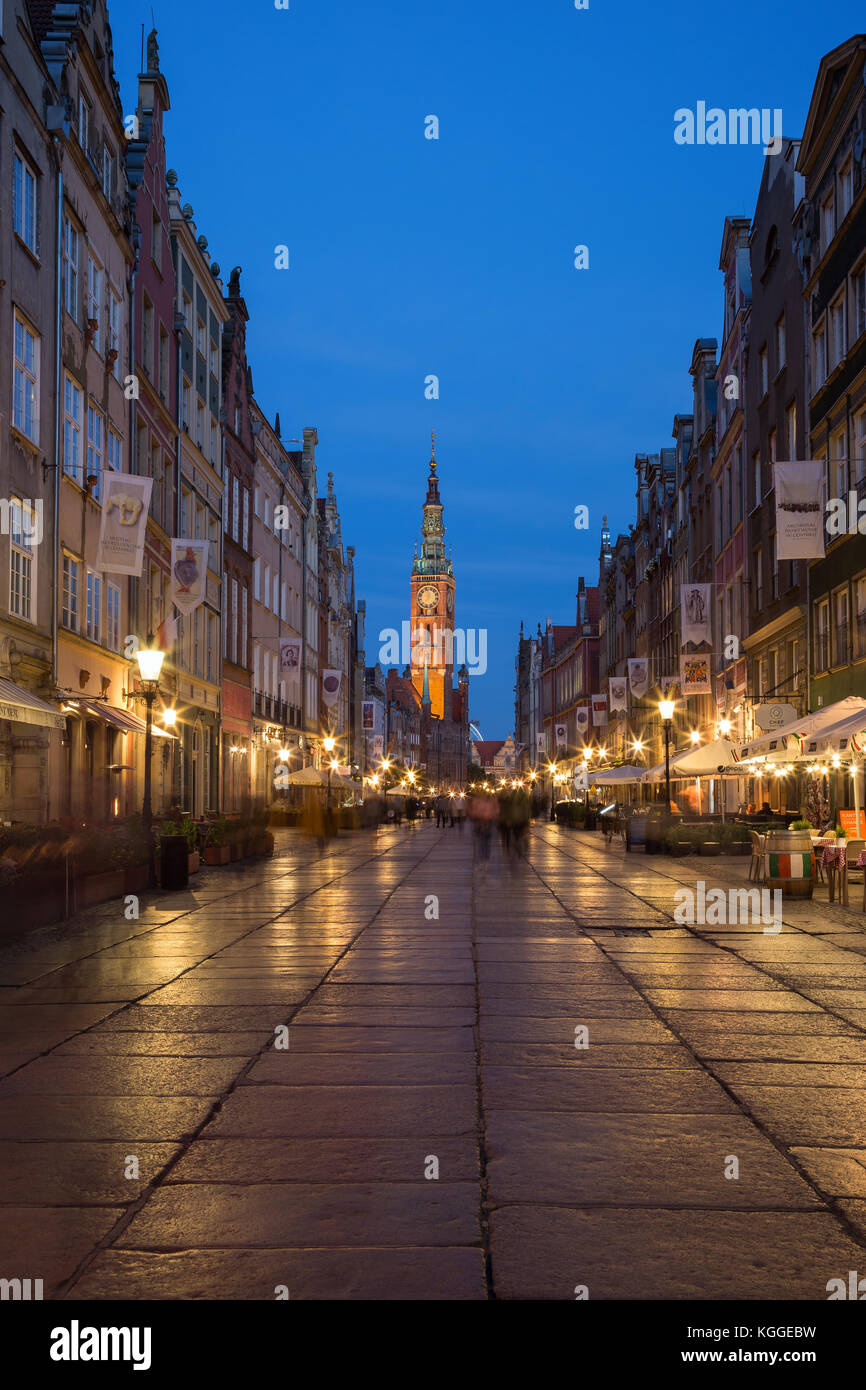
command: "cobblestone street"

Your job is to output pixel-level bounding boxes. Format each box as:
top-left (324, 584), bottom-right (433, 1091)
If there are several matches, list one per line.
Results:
top-left (2, 822), bottom-right (866, 1300)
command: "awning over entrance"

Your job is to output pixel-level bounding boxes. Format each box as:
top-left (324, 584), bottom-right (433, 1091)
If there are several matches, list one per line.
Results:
top-left (739, 696), bottom-right (866, 760)
top-left (76, 700), bottom-right (176, 739)
top-left (0, 678), bottom-right (67, 731)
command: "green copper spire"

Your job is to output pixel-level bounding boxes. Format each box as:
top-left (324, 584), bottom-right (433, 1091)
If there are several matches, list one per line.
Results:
top-left (421, 661), bottom-right (431, 705)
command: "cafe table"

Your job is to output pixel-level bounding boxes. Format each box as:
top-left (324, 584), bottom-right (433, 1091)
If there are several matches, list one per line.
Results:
top-left (822, 843), bottom-right (849, 905)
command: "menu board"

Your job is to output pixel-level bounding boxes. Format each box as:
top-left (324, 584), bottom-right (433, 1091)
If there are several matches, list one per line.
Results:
top-left (837, 809), bottom-right (866, 837)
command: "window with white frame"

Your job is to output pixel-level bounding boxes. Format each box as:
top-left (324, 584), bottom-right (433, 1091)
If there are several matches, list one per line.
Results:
top-left (209, 339), bottom-right (217, 377)
top-left (253, 557), bottom-right (261, 601)
top-left (264, 495), bottom-right (270, 527)
top-left (196, 401), bottom-right (204, 451)
top-left (182, 378), bottom-right (190, 431)
top-left (832, 586), bottom-right (849, 666)
top-left (195, 317), bottom-right (204, 356)
top-left (86, 256), bottom-right (102, 353)
top-left (254, 486), bottom-right (261, 517)
top-left (853, 263), bottom-right (866, 346)
top-left (63, 375), bottom-right (83, 480)
top-left (62, 554), bottom-right (80, 630)
top-left (785, 401), bottom-right (797, 460)
top-left (813, 320), bottom-right (826, 389)
top-left (829, 291), bottom-right (846, 370)
top-left (107, 428), bottom-right (122, 475)
top-left (13, 149), bottom-right (38, 254)
top-left (78, 90), bottom-right (91, 155)
top-left (207, 613), bottom-right (216, 682)
top-left (12, 313), bottom-right (39, 443)
top-left (103, 145), bottom-right (116, 203)
top-left (85, 570), bottom-right (101, 642)
top-left (813, 596), bottom-right (828, 668)
top-left (821, 191), bottom-right (835, 252)
top-left (263, 564), bottom-right (270, 610)
top-left (232, 477), bottom-right (239, 542)
top-left (242, 487), bottom-right (249, 549)
top-left (222, 571), bottom-right (229, 658)
top-left (839, 159), bottom-right (854, 220)
top-left (152, 211), bottom-right (162, 272)
top-left (63, 217), bottom-right (79, 320)
top-left (8, 499), bottom-right (36, 622)
top-left (241, 585), bottom-right (248, 667)
top-left (855, 574), bottom-right (866, 661)
top-left (106, 581), bottom-right (120, 652)
top-left (108, 287), bottom-right (121, 377)
top-left (142, 297), bottom-right (154, 376)
top-left (181, 290), bottom-right (192, 331)
top-left (775, 314), bottom-right (786, 371)
top-left (855, 409), bottom-right (866, 485)
top-left (231, 578), bottom-right (238, 664)
top-left (832, 430), bottom-right (847, 499)
top-left (87, 403), bottom-right (103, 496)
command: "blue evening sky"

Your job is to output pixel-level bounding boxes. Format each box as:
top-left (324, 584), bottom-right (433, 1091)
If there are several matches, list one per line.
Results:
top-left (109, 0), bottom-right (861, 738)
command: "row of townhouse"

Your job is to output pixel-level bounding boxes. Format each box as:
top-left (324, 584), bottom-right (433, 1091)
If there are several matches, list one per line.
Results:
top-left (0, 2), bottom-right (364, 825)
top-left (516, 33), bottom-right (866, 796)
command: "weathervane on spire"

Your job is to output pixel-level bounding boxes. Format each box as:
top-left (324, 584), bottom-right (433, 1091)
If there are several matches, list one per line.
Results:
top-left (430, 428), bottom-right (437, 472)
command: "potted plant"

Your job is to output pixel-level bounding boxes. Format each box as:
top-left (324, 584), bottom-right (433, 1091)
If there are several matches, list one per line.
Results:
top-left (204, 818), bottom-right (230, 866)
top-left (835, 824), bottom-right (849, 841)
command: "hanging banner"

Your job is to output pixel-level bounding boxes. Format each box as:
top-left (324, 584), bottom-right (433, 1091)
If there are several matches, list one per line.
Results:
top-left (362, 700), bottom-right (375, 730)
top-left (369, 735), bottom-right (384, 761)
top-left (591, 694), bottom-right (608, 727)
top-left (555, 722), bottom-right (567, 749)
top-left (97, 473), bottom-right (153, 576)
top-left (680, 654), bottom-right (712, 696)
top-left (575, 766), bottom-right (589, 792)
top-left (170, 540), bottom-right (209, 616)
top-left (609, 676), bottom-right (627, 714)
top-left (662, 674), bottom-right (680, 697)
top-left (536, 732), bottom-right (547, 754)
top-left (628, 659), bottom-right (649, 699)
top-left (279, 637), bottom-right (302, 675)
top-left (774, 461), bottom-right (826, 560)
top-left (576, 707), bottom-right (590, 737)
top-left (681, 584), bottom-right (712, 647)
top-left (321, 670), bottom-right (342, 707)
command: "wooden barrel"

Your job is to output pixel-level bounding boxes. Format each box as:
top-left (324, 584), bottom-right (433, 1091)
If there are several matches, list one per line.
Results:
top-left (764, 829), bottom-right (814, 898)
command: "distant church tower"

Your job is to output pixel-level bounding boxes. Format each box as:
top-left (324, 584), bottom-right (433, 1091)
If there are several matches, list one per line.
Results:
top-left (410, 431), bottom-right (455, 720)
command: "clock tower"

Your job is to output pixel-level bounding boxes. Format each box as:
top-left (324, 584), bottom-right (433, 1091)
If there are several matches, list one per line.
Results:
top-left (411, 432), bottom-right (455, 720)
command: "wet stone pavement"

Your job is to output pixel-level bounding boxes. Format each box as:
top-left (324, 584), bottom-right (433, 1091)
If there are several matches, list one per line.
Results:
top-left (2, 819), bottom-right (866, 1300)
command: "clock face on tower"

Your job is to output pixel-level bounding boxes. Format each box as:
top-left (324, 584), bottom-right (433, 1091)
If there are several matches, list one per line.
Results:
top-left (417, 584), bottom-right (439, 611)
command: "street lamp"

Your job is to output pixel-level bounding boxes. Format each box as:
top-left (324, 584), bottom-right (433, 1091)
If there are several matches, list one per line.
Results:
top-left (659, 697), bottom-right (675, 816)
top-left (323, 734), bottom-right (337, 810)
top-left (547, 761), bottom-right (557, 821)
top-left (135, 638), bottom-right (166, 888)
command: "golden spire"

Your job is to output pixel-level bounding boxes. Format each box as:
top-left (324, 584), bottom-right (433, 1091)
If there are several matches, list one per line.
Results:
top-left (430, 427), bottom-right (437, 472)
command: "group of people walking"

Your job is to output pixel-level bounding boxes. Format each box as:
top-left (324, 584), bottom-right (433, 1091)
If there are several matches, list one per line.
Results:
top-left (467, 786), bottom-right (531, 862)
top-left (434, 793), bottom-right (466, 829)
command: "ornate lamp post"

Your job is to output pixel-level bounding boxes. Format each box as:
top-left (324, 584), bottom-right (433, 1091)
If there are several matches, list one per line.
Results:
top-left (135, 638), bottom-right (166, 888)
top-left (323, 734), bottom-right (337, 809)
top-left (659, 697), bottom-right (676, 816)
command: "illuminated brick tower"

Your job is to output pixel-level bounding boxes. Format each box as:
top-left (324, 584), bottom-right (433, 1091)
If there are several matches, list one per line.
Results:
top-left (410, 432), bottom-right (455, 720)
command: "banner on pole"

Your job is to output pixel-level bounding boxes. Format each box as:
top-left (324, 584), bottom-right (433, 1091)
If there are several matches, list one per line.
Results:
top-left (628, 658), bottom-right (649, 699)
top-left (681, 584), bottom-right (712, 646)
top-left (591, 694), bottom-right (608, 727)
top-left (609, 676), bottom-right (627, 714)
top-left (680, 654), bottom-right (712, 696)
top-left (170, 540), bottom-right (209, 616)
top-left (774, 461), bottom-right (826, 560)
top-left (97, 473), bottom-right (153, 576)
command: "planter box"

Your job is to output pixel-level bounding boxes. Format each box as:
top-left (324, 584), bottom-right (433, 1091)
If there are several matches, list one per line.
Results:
top-left (78, 868), bottom-right (125, 909)
top-left (188, 851), bottom-right (200, 875)
top-left (123, 865), bottom-right (149, 894)
top-left (699, 842), bottom-right (722, 856)
top-left (204, 846), bottom-right (230, 866)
